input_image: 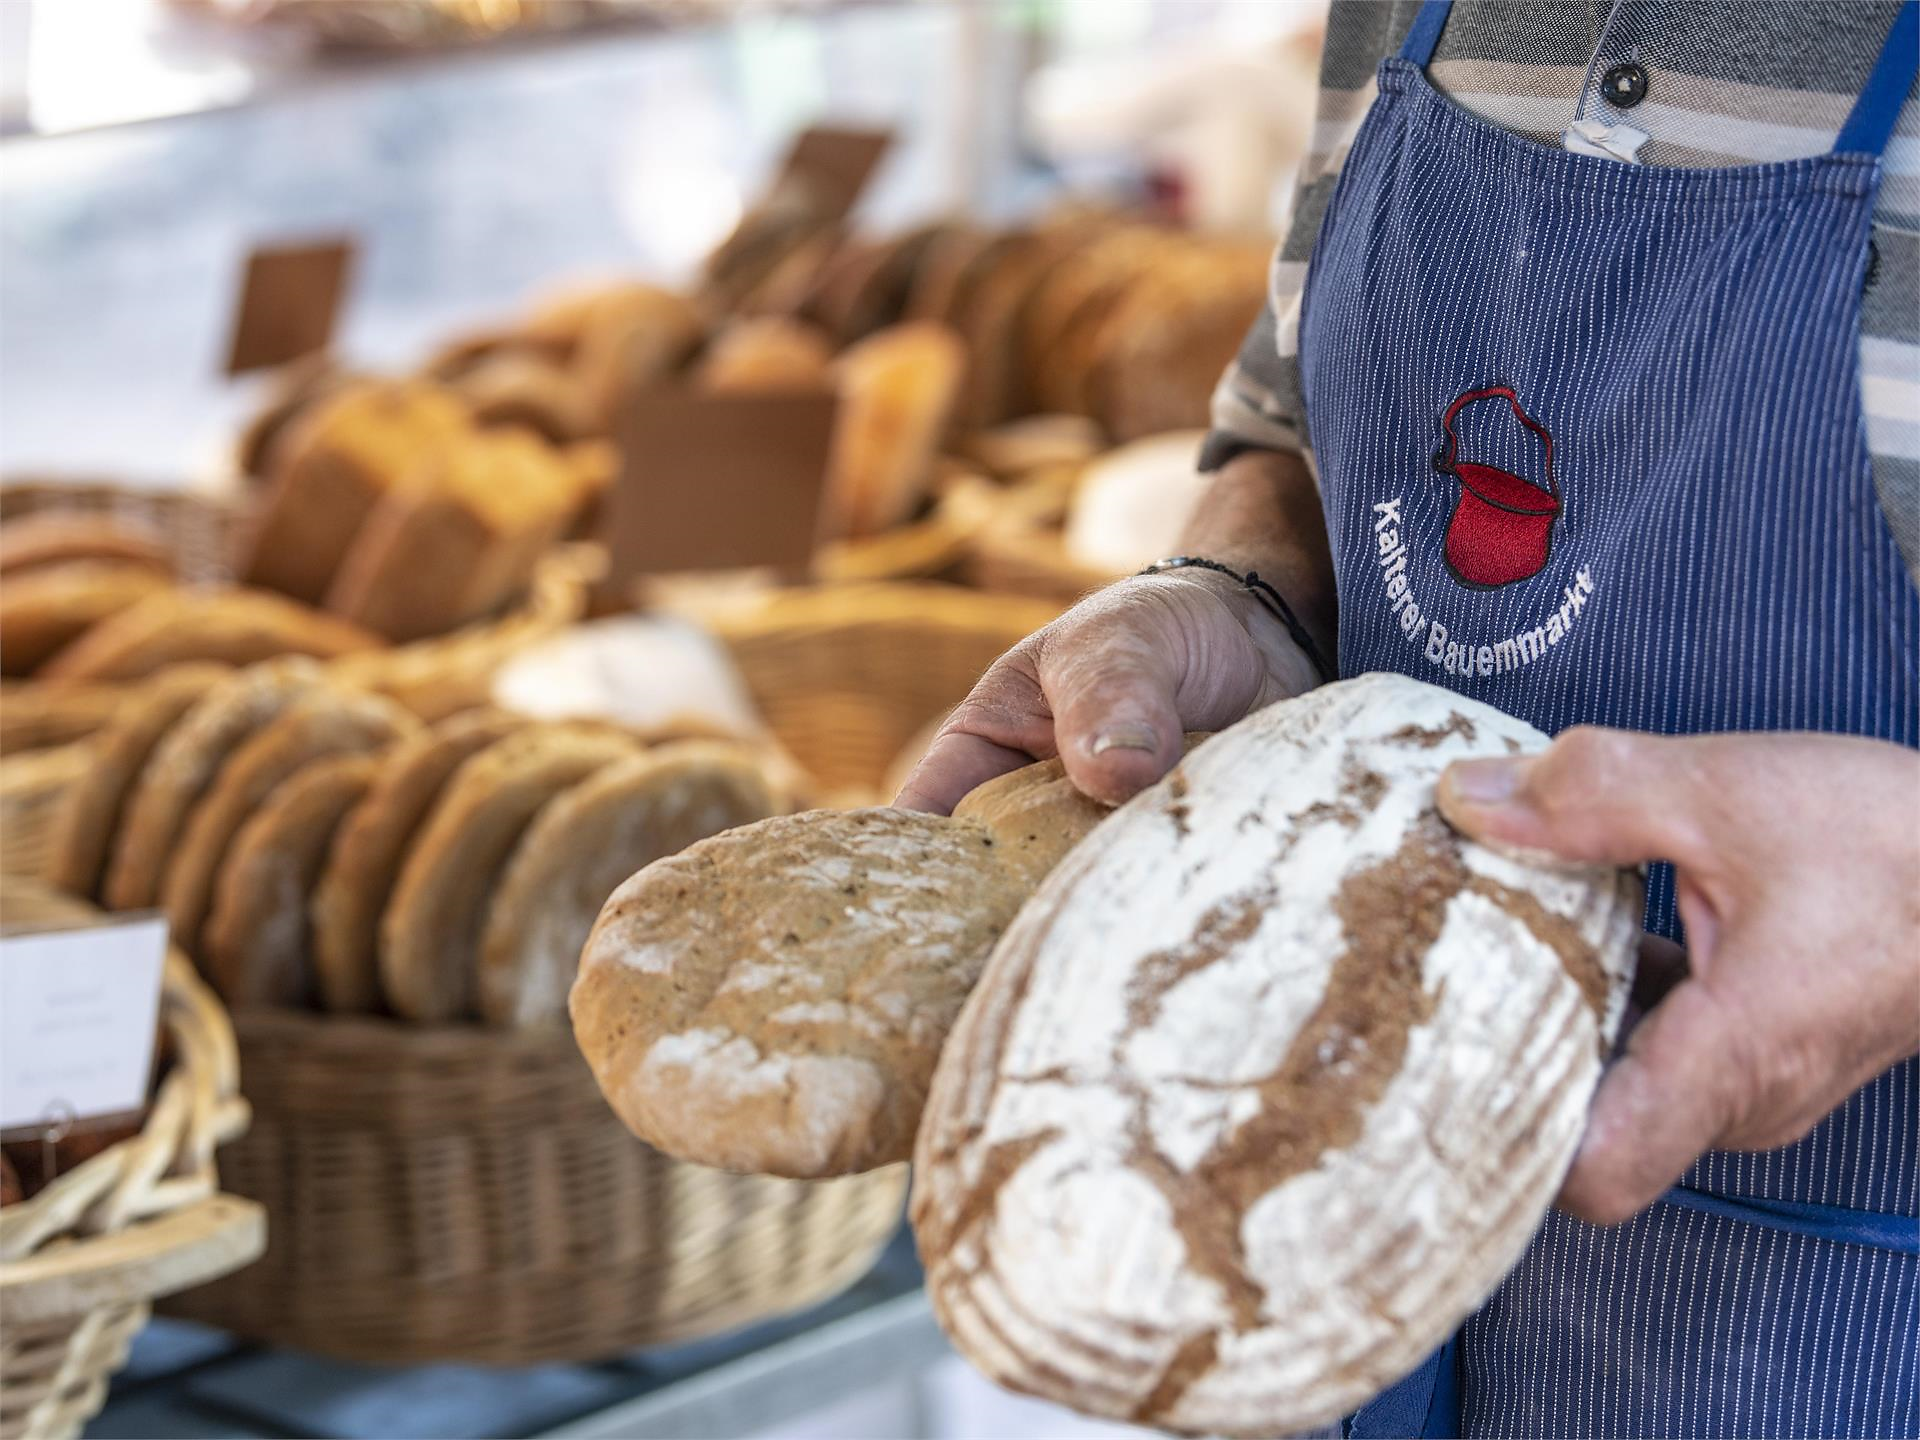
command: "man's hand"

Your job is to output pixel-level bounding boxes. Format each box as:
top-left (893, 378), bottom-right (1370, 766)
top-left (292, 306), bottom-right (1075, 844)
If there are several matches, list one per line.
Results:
top-left (895, 569), bottom-right (1320, 814)
top-left (1438, 728), bottom-right (1920, 1226)
top-left (897, 447), bottom-right (1336, 814)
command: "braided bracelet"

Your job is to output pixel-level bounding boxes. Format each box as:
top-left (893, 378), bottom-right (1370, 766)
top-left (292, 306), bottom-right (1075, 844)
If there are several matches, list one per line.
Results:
top-left (1136, 555), bottom-right (1335, 684)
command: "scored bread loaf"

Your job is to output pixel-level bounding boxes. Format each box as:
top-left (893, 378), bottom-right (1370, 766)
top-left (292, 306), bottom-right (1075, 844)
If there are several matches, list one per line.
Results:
top-left (570, 757), bottom-right (1114, 1179)
top-left (912, 674), bottom-right (1641, 1438)
top-left (325, 428), bottom-right (585, 643)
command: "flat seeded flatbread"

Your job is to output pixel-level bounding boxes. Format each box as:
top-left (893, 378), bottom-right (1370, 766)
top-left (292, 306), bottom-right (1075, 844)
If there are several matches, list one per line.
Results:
top-left (43, 664), bottom-right (229, 901)
top-left (570, 758), bottom-right (1112, 1179)
top-left (477, 743), bottom-right (777, 1029)
top-left (159, 688), bottom-right (416, 958)
top-left (310, 708), bottom-right (529, 1013)
top-left (104, 659), bottom-right (325, 912)
top-left (912, 674), bottom-right (1641, 1439)
top-left (380, 726), bottom-right (637, 1023)
top-left (204, 753), bottom-right (379, 1008)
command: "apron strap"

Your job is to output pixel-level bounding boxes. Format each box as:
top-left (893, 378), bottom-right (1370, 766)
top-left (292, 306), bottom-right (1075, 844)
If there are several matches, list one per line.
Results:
top-left (1661, 1183), bottom-right (1920, 1254)
top-left (1348, 1335), bottom-right (1460, 1438)
top-left (1399, 0), bottom-right (1454, 68)
top-left (1834, 0), bottom-right (1918, 158)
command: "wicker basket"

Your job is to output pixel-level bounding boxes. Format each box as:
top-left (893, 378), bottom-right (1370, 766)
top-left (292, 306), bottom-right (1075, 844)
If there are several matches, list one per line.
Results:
top-left (0, 879), bottom-right (261, 1440)
top-left (164, 1012), bottom-right (907, 1365)
top-left (709, 582), bottom-right (1065, 795)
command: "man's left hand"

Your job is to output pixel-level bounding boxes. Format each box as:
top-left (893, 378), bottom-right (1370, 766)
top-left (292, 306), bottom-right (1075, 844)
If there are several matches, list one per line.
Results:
top-left (1437, 728), bottom-right (1920, 1226)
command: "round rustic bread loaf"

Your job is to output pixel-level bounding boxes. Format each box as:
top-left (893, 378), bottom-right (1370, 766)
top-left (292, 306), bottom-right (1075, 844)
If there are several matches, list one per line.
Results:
top-left (571, 758), bottom-right (1115, 1179)
top-left (912, 673), bottom-right (1640, 1437)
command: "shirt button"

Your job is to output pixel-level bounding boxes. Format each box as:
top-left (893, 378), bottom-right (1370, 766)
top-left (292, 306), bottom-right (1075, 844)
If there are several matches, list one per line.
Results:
top-left (1601, 62), bottom-right (1649, 108)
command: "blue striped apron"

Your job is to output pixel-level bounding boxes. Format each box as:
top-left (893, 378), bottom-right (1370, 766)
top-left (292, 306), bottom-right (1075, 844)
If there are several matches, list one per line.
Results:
top-left (1293, 2), bottom-right (1920, 1434)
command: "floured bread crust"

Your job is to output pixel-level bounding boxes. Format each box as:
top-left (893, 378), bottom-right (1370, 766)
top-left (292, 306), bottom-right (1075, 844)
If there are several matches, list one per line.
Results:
top-left (571, 759), bottom-right (1115, 1179)
top-left (912, 674), bottom-right (1640, 1438)
top-left (204, 753), bottom-right (379, 1008)
top-left (381, 726), bottom-right (637, 1022)
top-left (43, 663), bottom-right (228, 901)
top-left (103, 660), bottom-right (325, 911)
top-left (159, 688), bottom-right (417, 957)
top-left (477, 743), bottom-right (777, 1029)
top-left (573, 808), bottom-right (1024, 1179)
top-left (311, 708), bottom-right (528, 1013)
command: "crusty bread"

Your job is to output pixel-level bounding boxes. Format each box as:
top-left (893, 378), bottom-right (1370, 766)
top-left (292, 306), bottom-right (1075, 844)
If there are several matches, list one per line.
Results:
top-left (381, 725), bottom-right (637, 1023)
top-left (310, 708), bottom-right (528, 1013)
top-left (826, 322), bottom-right (968, 538)
top-left (570, 758), bottom-right (1112, 1179)
top-left (451, 352), bottom-right (592, 445)
top-left (1, 563), bottom-right (175, 676)
top-left (204, 753), bottom-right (379, 1008)
top-left (43, 663), bottom-right (229, 901)
top-left (950, 756), bottom-right (1114, 890)
top-left (912, 674), bottom-right (1641, 1438)
top-left (235, 356), bottom-right (365, 480)
top-left (325, 429), bottom-right (585, 643)
top-left (693, 317), bottom-right (835, 394)
top-left (477, 742), bottom-right (777, 1029)
top-left (159, 687), bottom-right (417, 959)
top-left (37, 587), bottom-right (381, 684)
top-left (0, 679), bottom-right (147, 755)
top-left (104, 660), bottom-right (325, 911)
top-left (957, 414), bottom-right (1105, 480)
top-left (239, 381), bottom-right (471, 603)
top-left (570, 286), bottom-right (707, 432)
top-left (0, 514), bottom-right (172, 577)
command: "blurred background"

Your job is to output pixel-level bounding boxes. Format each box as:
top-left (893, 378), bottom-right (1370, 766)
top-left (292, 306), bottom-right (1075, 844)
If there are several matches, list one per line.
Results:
top-left (0, 3), bottom-right (1325, 1437)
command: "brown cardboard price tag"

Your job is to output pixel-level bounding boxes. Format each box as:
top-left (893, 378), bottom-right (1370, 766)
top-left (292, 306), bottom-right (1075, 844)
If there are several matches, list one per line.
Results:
top-left (225, 238), bottom-right (356, 375)
top-left (606, 387), bottom-right (840, 585)
top-left (772, 126), bottom-right (894, 220)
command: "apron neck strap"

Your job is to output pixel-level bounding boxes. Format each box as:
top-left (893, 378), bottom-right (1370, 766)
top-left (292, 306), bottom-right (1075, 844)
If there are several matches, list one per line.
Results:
top-left (1399, 0), bottom-right (1454, 68)
top-left (1834, 0), bottom-right (1917, 158)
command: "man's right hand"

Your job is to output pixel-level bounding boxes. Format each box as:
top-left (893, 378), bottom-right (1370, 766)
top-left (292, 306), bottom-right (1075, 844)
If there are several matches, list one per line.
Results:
top-left (894, 566), bottom-right (1323, 815)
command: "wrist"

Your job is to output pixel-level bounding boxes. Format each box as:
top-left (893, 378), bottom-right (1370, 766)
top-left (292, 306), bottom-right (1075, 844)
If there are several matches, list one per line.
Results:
top-left (1134, 563), bottom-right (1327, 697)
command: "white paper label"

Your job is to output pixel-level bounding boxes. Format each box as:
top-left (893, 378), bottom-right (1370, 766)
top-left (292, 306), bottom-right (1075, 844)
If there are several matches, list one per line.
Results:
top-left (0, 918), bottom-right (166, 1132)
top-left (1562, 119), bottom-right (1649, 163)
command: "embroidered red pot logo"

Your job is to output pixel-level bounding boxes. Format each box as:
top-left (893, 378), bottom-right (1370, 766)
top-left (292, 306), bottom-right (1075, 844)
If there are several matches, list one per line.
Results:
top-left (1432, 385), bottom-right (1561, 589)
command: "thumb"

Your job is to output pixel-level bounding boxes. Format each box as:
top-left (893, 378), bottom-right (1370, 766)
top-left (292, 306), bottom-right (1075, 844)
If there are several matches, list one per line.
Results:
top-left (1436, 726), bottom-right (1712, 870)
top-left (1558, 979), bottom-right (1743, 1225)
top-left (1039, 626), bottom-right (1186, 807)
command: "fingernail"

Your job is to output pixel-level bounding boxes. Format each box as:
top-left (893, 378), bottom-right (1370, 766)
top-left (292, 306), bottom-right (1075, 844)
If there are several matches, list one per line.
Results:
top-left (1445, 755), bottom-right (1527, 806)
top-left (1090, 723), bottom-right (1159, 757)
